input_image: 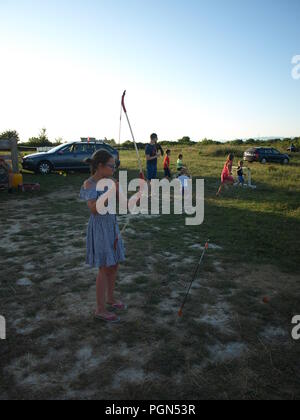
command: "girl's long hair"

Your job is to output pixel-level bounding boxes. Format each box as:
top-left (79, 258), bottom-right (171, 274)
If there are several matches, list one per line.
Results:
top-left (226, 153), bottom-right (234, 164)
top-left (84, 150), bottom-right (113, 175)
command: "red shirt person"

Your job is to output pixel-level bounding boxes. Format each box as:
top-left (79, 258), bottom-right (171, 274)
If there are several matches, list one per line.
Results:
top-left (163, 150), bottom-right (171, 179)
top-left (217, 154), bottom-right (235, 196)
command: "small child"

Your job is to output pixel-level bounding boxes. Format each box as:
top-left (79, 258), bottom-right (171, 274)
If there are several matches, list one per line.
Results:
top-left (177, 168), bottom-right (192, 195)
top-left (237, 161), bottom-right (245, 186)
top-left (216, 154), bottom-right (235, 196)
top-left (177, 154), bottom-right (184, 172)
top-left (80, 150), bottom-right (126, 323)
top-left (163, 150), bottom-right (171, 179)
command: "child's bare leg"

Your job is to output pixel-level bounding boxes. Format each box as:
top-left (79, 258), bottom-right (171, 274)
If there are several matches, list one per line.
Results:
top-left (95, 268), bottom-right (109, 315)
top-left (216, 184), bottom-right (223, 196)
top-left (106, 265), bottom-right (119, 304)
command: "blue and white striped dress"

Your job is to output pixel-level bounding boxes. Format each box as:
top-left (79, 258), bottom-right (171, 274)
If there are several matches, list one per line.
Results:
top-left (80, 177), bottom-right (126, 268)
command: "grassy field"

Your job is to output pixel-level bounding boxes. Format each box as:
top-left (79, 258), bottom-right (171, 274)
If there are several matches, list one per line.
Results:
top-left (0, 144), bottom-right (300, 400)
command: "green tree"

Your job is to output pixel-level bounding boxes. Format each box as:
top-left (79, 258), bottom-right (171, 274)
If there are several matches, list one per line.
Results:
top-left (104, 138), bottom-right (117, 146)
top-left (0, 130), bottom-right (20, 142)
top-left (245, 138), bottom-right (256, 145)
top-left (54, 137), bottom-right (64, 146)
top-left (27, 128), bottom-right (53, 147)
top-left (121, 140), bottom-right (135, 150)
top-left (160, 140), bottom-right (177, 146)
top-left (230, 139), bottom-right (244, 145)
top-left (178, 136), bottom-right (195, 145)
top-left (200, 138), bottom-right (221, 145)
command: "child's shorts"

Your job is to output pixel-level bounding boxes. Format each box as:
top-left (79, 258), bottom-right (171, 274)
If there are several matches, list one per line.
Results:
top-left (221, 175), bottom-right (234, 184)
top-left (238, 176), bottom-right (245, 184)
top-left (164, 168), bottom-right (171, 178)
top-left (147, 166), bottom-right (157, 181)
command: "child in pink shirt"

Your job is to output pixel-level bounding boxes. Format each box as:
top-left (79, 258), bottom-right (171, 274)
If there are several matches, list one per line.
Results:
top-left (217, 154), bottom-right (235, 196)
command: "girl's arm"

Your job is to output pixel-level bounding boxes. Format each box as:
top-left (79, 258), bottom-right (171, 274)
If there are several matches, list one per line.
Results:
top-left (87, 199), bottom-right (98, 215)
top-left (85, 179), bottom-right (127, 215)
top-left (83, 181), bottom-right (99, 215)
top-left (82, 178), bottom-right (135, 215)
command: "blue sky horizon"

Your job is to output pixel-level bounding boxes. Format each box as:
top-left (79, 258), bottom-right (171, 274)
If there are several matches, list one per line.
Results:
top-left (0, 0), bottom-right (300, 143)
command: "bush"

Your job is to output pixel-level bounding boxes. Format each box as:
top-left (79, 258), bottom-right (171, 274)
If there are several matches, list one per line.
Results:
top-left (228, 139), bottom-right (244, 145)
top-left (205, 146), bottom-right (245, 158)
top-left (159, 141), bottom-right (177, 146)
top-left (200, 139), bottom-right (222, 146)
top-left (177, 136), bottom-right (196, 145)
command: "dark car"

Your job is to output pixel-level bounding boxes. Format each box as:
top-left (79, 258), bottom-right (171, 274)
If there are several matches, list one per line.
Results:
top-left (22, 141), bottom-right (120, 175)
top-left (244, 148), bottom-right (290, 165)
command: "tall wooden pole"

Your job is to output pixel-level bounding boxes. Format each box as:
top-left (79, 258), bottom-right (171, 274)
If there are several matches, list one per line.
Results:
top-left (10, 137), bottom-right (19, 173)
top-left (0, 138), bottom-right (19, 173)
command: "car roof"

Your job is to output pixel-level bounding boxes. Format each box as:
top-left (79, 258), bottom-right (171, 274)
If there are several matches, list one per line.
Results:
top-left (71, 141), bottom-right (113, 146)
top-left (72, 141), bottom-right (117, 153)
top-left (254, 147), bottom-right (278, 150)
top-left (73, 141), bottom-right (111, 146)
top-left (61, 140), bottom-right (116, 149)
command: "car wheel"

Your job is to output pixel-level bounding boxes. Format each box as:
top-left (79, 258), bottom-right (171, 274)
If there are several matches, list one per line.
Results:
top-left (283, 158), bottom-right (289, 165)
top-left (261, 158), bottom-right (267, 164)
top-left (38, 161), bottom-right (52, 175)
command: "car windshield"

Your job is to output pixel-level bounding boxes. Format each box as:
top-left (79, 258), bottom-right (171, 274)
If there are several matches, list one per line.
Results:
top-left (46, 144), bottom-right (66, 153)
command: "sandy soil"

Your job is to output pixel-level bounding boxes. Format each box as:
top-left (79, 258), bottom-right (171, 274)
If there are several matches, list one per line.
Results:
top-left (0, 186), bottom-right (299, 400)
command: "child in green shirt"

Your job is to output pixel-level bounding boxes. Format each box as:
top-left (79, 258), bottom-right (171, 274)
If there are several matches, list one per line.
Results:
top-left (177, 154), bottom-right (185, 171)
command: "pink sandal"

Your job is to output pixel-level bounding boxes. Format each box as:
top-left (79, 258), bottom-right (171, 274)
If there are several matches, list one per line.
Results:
top-left (108, 302), bottom-right (127, 311)
top-left (94, 313), bottom-right (120, 323)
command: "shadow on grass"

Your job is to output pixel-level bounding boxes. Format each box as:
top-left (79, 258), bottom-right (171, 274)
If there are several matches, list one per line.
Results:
top-left (189, 197), bottom-right (300, 273)
top-left (1, 170), bottom-right (299, 273)
top-left (130, 173), bottom-right (300, 273)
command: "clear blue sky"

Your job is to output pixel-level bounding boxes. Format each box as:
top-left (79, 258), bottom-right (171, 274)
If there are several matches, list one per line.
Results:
top-left (0, 0), bottom-right (299, 142)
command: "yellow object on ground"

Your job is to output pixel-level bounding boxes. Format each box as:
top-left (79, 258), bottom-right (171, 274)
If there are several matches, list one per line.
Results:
top-left (12, 173), bottom-right (23, 189)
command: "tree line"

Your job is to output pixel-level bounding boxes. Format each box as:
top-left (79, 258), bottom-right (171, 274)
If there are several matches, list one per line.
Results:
top-left (119, 136), bottom-right (300, 150)
top-left (0, 130), bottom-right (299, 150)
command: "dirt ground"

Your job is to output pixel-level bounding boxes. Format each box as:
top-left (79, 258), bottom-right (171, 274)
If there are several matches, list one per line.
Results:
top-left (0, 185), bottom-right (300, 400)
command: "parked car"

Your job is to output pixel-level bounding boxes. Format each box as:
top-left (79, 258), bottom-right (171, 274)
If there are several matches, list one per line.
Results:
top-left (244, 148), bottom-right (290, 165)
top-left (22, 141), bottom-right (120, 175)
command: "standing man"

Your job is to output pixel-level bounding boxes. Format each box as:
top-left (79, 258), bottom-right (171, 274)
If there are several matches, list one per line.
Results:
top-left (145, 133), bottom-right (160, 181)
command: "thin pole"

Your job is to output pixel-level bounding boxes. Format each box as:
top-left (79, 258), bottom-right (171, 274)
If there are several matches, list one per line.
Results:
top-left (121, 91), bottom-right (145, 180)
top-left (178, 242), bottom-right (209, 317)
top-left (119, 104), bottom-right (123, 146)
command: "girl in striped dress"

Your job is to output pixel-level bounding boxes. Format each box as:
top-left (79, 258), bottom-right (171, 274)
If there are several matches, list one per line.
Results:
top-left (80, 150), bottom-right (126, 323)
